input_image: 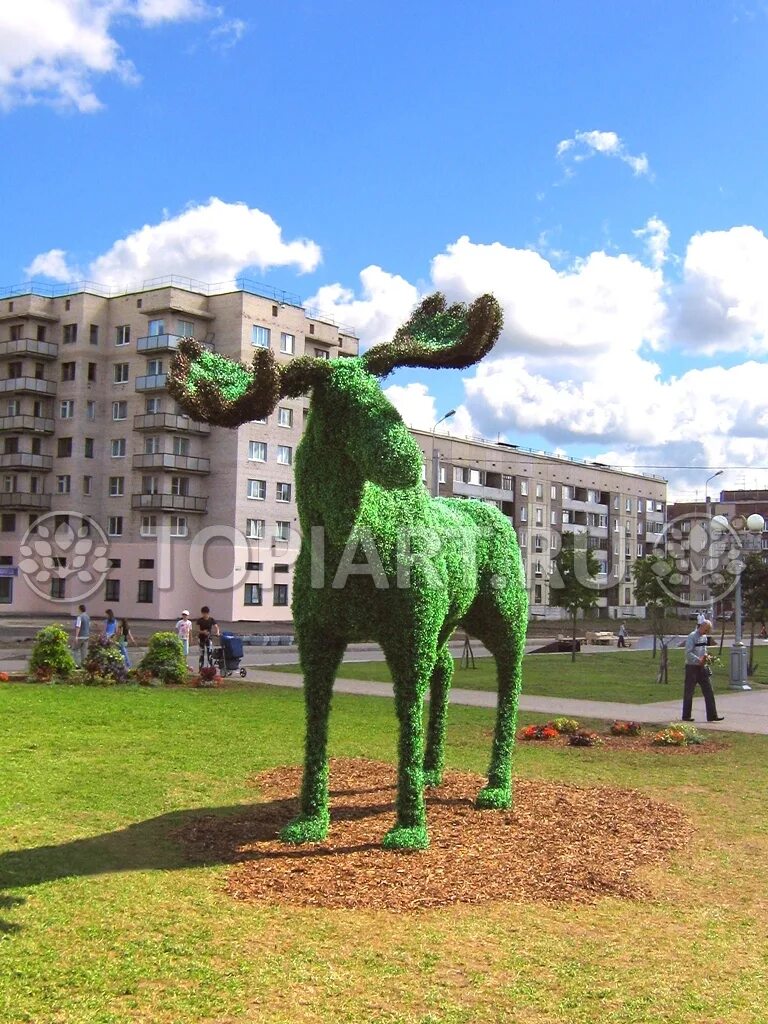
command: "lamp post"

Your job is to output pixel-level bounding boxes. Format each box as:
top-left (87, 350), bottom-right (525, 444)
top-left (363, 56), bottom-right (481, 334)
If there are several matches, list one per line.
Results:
top-left (704, 471), bottom-right (723, 619)
top-left (431, 409), bottom-right (456, 497)
top-left (711, 512), bottom-right (765, 690)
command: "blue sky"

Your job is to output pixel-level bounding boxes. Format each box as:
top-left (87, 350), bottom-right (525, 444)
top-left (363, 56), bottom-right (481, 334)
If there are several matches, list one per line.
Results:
top-left (3, 0), bottom-right (768, 499)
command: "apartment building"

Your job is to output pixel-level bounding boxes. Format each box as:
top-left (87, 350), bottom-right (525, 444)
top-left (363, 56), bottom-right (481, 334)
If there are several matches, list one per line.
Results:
top-left (413, 431), bottom-right (667, 618)
top-left (667, 490), bottom-right (768, 613)
top-left (0, 280), bottom-right (358, 620)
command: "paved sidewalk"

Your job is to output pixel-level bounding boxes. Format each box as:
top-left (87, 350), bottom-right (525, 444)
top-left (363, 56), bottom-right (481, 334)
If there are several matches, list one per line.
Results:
top-left (246, 668), bottom-right (768, 735)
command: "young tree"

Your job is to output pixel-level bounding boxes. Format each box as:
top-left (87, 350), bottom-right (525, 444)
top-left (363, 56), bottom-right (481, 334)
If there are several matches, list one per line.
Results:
top-left (740, 553), bottom-right (768, 675)
top-left (550, 533), bottom-right (600, 662)
top-left (632, 554), bottom-right (682, 683)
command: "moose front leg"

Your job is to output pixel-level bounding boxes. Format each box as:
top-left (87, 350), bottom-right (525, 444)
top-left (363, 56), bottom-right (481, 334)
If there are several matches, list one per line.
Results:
top-left (280, 635), bottom-right (346, 845)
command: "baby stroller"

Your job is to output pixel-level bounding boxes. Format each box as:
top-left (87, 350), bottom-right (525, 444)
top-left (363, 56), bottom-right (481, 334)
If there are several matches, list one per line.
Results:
top-left (207, 632), bottom-right (247, 678)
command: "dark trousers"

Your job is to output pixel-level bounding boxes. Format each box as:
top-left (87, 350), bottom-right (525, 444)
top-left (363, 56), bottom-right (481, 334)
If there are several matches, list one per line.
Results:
top-left (682, 664), bottom-right (719, 720)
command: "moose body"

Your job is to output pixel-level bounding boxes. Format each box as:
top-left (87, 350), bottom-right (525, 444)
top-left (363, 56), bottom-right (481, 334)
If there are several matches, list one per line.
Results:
top-left (169, 293), bottom-right (528, 850)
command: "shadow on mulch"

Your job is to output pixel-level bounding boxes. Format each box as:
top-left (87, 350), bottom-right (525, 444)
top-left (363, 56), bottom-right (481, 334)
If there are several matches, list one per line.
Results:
top-left (176, 758), bottom-right (694, 911)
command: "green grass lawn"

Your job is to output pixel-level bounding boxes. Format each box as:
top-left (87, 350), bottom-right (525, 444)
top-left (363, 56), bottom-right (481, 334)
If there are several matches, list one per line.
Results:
top-left (266, 648), bottom-right (768, 703)
top-left (2, 681), bottom-right (768, 1024)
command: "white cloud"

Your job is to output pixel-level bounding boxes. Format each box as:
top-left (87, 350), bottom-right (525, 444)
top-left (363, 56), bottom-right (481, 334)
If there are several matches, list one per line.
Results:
top-left (633, 216), bottom-right (671, 268)
top-left (670, 226), bottom-right (768, 355)
top-left (431, 235), bottom-right (666, 361)
top-left (557, 129), bottom-right (651, 178)
top-left (383, 382), bottom-right (437, 430)
top-left (0, 0), bottom-right (228, 112)
top-left (25, 198), bottom-right (321, 286)
top-left (209, 17), bottom-right (247, 49)
top-left (305, 265), bottom-right (420, 348)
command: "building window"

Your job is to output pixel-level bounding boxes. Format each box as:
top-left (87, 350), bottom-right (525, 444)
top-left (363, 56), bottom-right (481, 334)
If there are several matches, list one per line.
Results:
top-left (113, 363), bottom-right (129, 384)
top-left (138, 558), bottom-right (154, 569)
top-left (62, 324), bottom-right (77, 344)
top-left (246, 518), bottom-right (265, 539)
top-left (519, 507), bottom-right (527, 523)
top-left (535, 483), bottom-right (543, 499)
top-left (84, 437), bottom-right (95, 459)
top-left (137, 580), bottom-right (154, 603)
top-left (274, 563), bottom-right (290, 574)
top-left (89, 324), bottom-right (99, 346)
top-left (146, 358), bottom-right (163, 376)
top-left (82, 476), bottom-right (92, 495)
top-left (276, 482), bottom-right (292, 503)
top-left (111, 438), bottom-right (126, 458)
top-left (107, 516), bottom-right (123, 536)
top-left (105, 579), bottom-right (120, 601)
top-left (57, 437), bottom-right (73, 458)
top-left (1, 514), bottom-right (16, 531)
top-left (59, 400), bottom-right (74, 419)
top-left (244, 583), bottom-right (263, 606)
top-left (61, 362), bottom-right (76, 381)
top-left (141, 475), bottom-right (158, 494)
top-left (273, 584), bottom-right (289, 606)
top-left (145, 397), bottom-right (162, 414)
top-left (50, 578), bottom-right (66, 600)
top-left (170, 516), bottom-right (188, 537)
top-left (248, 440), bottom-right (267, 462)
top-left (116, 325), bottom-right (130, 346)
top-left (86, 400), bottom-right (96, 420)
top-left (144, 435), bottom-right (160, 454)
top-left (314, 347), bottom-right (330, 360)
top-left (252, 325), bottom-right (270, 348)
top-left (140, 515), bottom-right (157, 537)
top-left (177, 320), bottom-right (194, 338)
top-left (148, 319), bottom-right (164, 337)
top-left (551, 485), bottom-right (558, 500)
top-left (112, 401), bottom-right (127, 421)
top-left (277, 406), bottom-right (293, 428)
top-left (274, 520), bottom-right (291, 541)
top-left (56, 475), bottom-right (71, 494)
top-left (623, 587), bottom-right (632, 605)
top-left (172, 436), bottom-right (189, 457)
top-left (170, 477), bottom-right (189, 496)
top-left (87, 362), bottom-right (97, 383)
top-left (247, 479), bottom-right (266, 500)
top-left (108, 558), bottom-right (121, 568)
top-left (535, 507), bottom-right (543, 526)
top-left (245, 561), bottom-right (263, 571)
top-left (519, 481), bottom-right (528, 496)
top-left (109, 476), bottom-right (125, 497)
top-left (276, 445), bottom-right (292, 465)
top-left (280, 332), bottom-right (295, 354)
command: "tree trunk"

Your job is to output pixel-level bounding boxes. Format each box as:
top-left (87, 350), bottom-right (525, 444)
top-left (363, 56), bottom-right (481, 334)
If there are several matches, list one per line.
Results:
top-left (656, 641), bottom-right (669, 684)
top-left (748, 619), bottom-right (757, 676)
top-left (718, 618), bottom-right (726, 659)
top-left (571, 611), bottom-right (577, 663)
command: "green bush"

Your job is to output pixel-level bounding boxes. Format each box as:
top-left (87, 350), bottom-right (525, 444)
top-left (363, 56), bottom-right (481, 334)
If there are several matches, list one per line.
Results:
top-left (29, 625), bottom-right (76, 681)
top-left (139, 632), bottom-right (188, 686)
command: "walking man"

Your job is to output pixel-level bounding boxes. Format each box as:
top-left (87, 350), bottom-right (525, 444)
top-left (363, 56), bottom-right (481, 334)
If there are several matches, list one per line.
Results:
top-left (682, 618), bottom-right (724, 722)
top-left (73, 604), bottom-right (90, 667)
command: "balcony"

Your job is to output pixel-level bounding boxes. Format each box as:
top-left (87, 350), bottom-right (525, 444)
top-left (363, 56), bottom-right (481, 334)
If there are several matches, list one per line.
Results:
top-left (135, 374), bottom-right (168, 392)
top-left (0, 338), bottom-right (58, 360)
top-left (133, 412), bottom-right (210, 435)
top-left (0, 452), bottom-right (52, 471)
top-left (137, 333), bottom-right (187, 353)
top-left (561, 522), bottom-right (588, 535)
top-left (0, 415), bottom-right (55, 434)
top-left (0, 491), bottom-right (52, 511)
top-left (132, 453), bottom-right (210, 474)
top-left (131, 493), bottom-right (207, 514)
top-left (0, 377), bottom-right (57, 396)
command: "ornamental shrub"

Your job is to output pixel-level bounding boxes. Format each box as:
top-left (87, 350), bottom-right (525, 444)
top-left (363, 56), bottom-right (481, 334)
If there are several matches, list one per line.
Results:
top-left (29, 625), bottom-right (76, 681)
top-left (521, 724), bottom-right (558, 741)
top-left (83, 634), bottom-right (127, 686)
top-left (550, 717), bottom-right (580, 734)
top-left (610, 720), bottom-right (643, 737)
top-left (139, 631), bottom-right (187, 685)
top-left (567, 729), bottom-right (602, 747)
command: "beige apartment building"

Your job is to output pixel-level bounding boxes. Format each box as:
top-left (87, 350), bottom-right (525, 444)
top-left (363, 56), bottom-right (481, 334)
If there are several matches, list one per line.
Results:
top-left (413, 431), bottom-right (667, 618)
top-left (0, 279), bottom-right (358, 621)
top-left (0, 279), bottom-right (667, 623)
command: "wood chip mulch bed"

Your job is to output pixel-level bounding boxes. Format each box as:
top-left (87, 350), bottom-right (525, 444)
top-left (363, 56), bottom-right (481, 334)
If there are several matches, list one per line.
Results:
top-left (176, 758), bottom-right (693, 911)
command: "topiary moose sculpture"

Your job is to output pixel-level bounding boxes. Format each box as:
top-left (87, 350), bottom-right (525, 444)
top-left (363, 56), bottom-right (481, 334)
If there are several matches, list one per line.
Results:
top-left (168, 293), bottom-right (527, 850)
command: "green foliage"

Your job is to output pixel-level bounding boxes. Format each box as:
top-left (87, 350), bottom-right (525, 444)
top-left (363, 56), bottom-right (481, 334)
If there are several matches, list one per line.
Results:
top-left (550, 533), bottom-right (599, 661)
top-left (741, 553), bottom-right (768, 621)
top-left (29, 624), bottom-right (76, 681)
top-left (632, 554), bottom-right (682, 633)
top-left (169, 292), bottom-right (529, 850)
top-left (139, 631), bottom-right (188, 686)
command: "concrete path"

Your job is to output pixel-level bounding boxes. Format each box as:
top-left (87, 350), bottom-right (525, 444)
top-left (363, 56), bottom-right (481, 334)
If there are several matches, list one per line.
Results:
top-left (246, 668), bottom-right (768, 735)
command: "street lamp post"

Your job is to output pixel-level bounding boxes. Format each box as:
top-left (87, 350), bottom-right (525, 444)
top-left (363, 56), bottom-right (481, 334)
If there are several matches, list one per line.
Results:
top-left (711, 512), bottom-right (765, 690)
top-left (704, 471), bottom-right (723, 619)
top-left (431, 409), bottom-right (456, 497)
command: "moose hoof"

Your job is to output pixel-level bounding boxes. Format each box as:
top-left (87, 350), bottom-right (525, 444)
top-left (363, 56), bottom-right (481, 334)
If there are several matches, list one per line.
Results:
top-left (279, 814), bottom-right (329, 845)
top-left (382, 825), bottom-right (429, 851)
top-left (422, 768), bottom-right (443, 788)
top-left (475, 786), bottom-right (511, 810)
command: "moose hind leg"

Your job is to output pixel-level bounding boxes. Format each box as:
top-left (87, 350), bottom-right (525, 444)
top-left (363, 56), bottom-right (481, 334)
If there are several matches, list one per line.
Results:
top-left (423, 644), bottom-right (454, 788)
top-left (280, 635), bottom-right (346, 845)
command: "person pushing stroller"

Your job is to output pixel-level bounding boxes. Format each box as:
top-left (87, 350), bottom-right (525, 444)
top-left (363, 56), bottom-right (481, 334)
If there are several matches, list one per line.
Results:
top-left (196, 606), bottom-right (220, 670)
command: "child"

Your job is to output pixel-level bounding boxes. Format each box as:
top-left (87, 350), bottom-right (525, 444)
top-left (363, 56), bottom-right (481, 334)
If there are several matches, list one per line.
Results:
top-left (175, 610), bottom-right (192, 656)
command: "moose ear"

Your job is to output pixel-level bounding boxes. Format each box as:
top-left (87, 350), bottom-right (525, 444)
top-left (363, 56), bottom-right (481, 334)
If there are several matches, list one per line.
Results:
top-left (362, 293), bottom-right (503, 378)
